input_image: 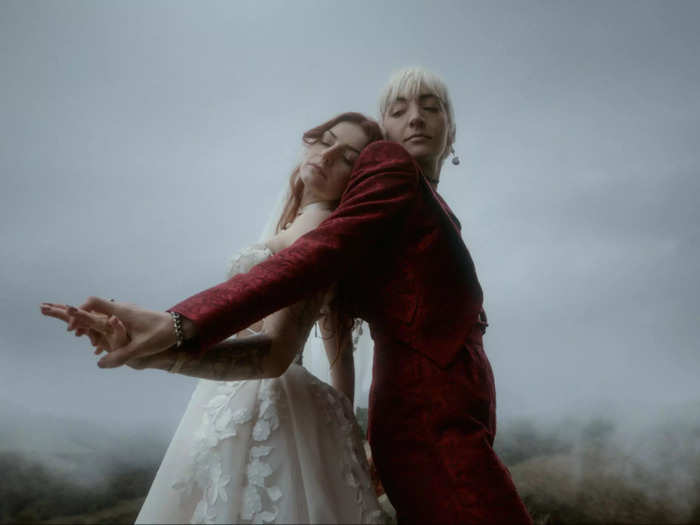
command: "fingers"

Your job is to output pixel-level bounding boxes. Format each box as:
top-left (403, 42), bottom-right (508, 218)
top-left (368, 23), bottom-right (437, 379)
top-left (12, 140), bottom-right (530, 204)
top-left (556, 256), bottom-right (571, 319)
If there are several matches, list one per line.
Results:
top-left (87, 329), bottom-right (100, 349)
top-left (77, 296), bottom-right (116, 317)
top-left (68, 311), bottom-right (130, 356)
top-left (41, 301), bottom-right (133, 361)
top-left (40, 303), bottom-right (73, 323)
top-left (41, 303), bottom-right (108, 338)
top-left (86, 329), bottom-right (108, 353)
top-left (110, 316), bottom-right (130, 346)
top-left (68, 308), bottom-right (113, 335)
top-left (43, 298), bottom-right (161, 369)
top-left (41, 304), bottom-right (86, 336)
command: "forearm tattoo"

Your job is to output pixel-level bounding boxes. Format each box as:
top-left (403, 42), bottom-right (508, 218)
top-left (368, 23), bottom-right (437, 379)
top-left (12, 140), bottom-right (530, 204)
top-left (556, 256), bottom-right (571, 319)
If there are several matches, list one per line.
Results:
top-left (174, 334), bottom-right (273, 381)
top-left (155, 294), bottom-right (325, 381)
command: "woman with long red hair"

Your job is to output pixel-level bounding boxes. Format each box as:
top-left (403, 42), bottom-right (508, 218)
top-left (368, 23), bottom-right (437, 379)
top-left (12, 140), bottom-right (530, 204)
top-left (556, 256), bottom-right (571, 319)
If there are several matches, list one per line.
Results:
top-left (43, 111), bottom-right (386, 524)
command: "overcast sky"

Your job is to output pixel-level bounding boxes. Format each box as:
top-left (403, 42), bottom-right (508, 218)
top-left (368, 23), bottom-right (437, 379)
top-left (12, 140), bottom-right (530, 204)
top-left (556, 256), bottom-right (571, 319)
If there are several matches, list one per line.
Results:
top-left (1, 0), bottom-right (699, 438)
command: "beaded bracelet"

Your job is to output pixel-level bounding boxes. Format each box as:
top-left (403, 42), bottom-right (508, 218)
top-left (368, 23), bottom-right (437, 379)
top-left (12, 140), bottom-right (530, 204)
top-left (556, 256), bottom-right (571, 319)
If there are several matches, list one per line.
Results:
top-left (168, 311), bottom-right (188, 374)
top-left (170, 311), bottom-right (185, 348)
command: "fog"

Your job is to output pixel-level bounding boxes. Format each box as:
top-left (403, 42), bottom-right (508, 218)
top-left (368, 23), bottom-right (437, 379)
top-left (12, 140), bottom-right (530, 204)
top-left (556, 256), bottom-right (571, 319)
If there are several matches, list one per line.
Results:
top-left (1, 2), bottom-right (699, 515)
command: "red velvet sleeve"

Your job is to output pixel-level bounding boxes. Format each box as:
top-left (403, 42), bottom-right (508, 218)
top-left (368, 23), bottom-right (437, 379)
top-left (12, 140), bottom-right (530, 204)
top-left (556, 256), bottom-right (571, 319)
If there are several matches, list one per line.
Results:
top-left (169, 141), bottom-right (420, 352)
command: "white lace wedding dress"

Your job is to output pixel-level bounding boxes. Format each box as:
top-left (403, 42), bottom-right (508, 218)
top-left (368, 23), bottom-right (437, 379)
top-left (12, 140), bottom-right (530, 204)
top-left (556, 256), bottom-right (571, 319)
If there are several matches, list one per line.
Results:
top-left (136, 244), bottom-right (384, 524)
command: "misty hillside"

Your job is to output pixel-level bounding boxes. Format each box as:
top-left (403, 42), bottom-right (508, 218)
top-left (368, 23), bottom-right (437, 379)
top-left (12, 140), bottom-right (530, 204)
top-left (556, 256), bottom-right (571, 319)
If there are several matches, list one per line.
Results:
top-left (0, 401), bottom-right (164, 523)
top-left (0, 451), bottom-right (153, 524)
top-left (0, 401), bottom-right (167, 484)
top-left (1, 400), bottom-right (700, 524)
top-left (495, 401), bottom-right (700, 524)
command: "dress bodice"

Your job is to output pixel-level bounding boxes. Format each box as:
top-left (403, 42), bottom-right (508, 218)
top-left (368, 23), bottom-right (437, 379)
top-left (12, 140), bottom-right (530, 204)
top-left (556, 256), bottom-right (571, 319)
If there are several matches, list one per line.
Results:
top-left (227, 243), bottom-right (274, 278)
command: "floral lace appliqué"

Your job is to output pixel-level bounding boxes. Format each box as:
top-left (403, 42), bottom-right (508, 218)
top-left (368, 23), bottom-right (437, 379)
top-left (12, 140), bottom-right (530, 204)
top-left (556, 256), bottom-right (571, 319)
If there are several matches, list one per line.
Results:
top-left (173, 245), bottom-right (284, 524)
top-left (240, 380), bottom-right (284, 524)
top-left (172, 380), bottom-right (250, 524)
top-left (171, 377), bottom-right (286, 524)
top-left (307, 374), bottom-right (384, 524)
top-left (227, 243), bottom-right (273, 278)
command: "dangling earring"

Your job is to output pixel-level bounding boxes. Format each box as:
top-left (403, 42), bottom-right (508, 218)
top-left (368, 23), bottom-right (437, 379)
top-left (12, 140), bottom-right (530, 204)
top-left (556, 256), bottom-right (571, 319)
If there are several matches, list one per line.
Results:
top-left (450, 146), bottom-right (461, 166)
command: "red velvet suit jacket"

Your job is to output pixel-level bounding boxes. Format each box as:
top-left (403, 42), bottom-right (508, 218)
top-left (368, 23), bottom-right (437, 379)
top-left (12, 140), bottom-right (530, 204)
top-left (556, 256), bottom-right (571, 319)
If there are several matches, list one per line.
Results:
top-left (171, 141), bottom-right (483, 370)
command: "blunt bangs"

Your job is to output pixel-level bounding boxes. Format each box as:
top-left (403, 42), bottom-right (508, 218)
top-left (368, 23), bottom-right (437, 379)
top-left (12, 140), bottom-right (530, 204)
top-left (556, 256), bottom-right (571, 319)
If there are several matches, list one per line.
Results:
top-left (378, 67), bottom-right (456, 158)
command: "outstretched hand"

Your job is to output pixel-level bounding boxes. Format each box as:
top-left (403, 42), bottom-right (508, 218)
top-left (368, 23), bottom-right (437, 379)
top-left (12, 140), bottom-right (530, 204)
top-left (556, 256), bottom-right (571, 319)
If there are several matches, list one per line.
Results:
top-left (40, 297), bottom-right (179, 368)
top-left (40, 302), bottom-right (130, 354)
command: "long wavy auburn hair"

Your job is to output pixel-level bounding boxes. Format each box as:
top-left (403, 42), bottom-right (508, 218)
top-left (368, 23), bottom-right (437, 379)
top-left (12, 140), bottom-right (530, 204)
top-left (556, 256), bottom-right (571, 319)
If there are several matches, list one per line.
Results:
top-left (275, 112), bottom-right (382, 370)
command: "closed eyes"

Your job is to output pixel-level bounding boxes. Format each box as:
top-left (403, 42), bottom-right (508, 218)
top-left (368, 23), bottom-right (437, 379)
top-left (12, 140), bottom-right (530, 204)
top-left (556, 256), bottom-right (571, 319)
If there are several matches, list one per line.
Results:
top-left (389, 105), bottom-right (441, 118)
top-left (319, 131), bottom-right (359, 165)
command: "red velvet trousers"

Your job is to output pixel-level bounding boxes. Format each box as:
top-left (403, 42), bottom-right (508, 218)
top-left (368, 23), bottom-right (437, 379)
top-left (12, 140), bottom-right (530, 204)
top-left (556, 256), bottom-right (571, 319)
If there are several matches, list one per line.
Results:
top-left (367, 326), bottom-right (532, 524)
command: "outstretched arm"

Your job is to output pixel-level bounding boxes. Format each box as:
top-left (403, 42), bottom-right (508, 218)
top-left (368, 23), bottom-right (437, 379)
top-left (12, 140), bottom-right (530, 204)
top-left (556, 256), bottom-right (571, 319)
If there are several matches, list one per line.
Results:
top-left (42, 202), bottom-right (335, 376)
top-left (171, 141), bottom-right (419, 354)
top-left (45, 142), bottom-right (419, 369)
top-left (155, 289), bottom-right (326, 380)
top-left (43, 283), bottom-right (326, 380)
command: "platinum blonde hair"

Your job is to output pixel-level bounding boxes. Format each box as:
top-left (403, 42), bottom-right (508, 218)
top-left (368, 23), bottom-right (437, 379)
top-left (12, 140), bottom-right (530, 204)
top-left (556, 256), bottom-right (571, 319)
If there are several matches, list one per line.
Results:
top-left (378, 66), bottom-right (456, 162)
